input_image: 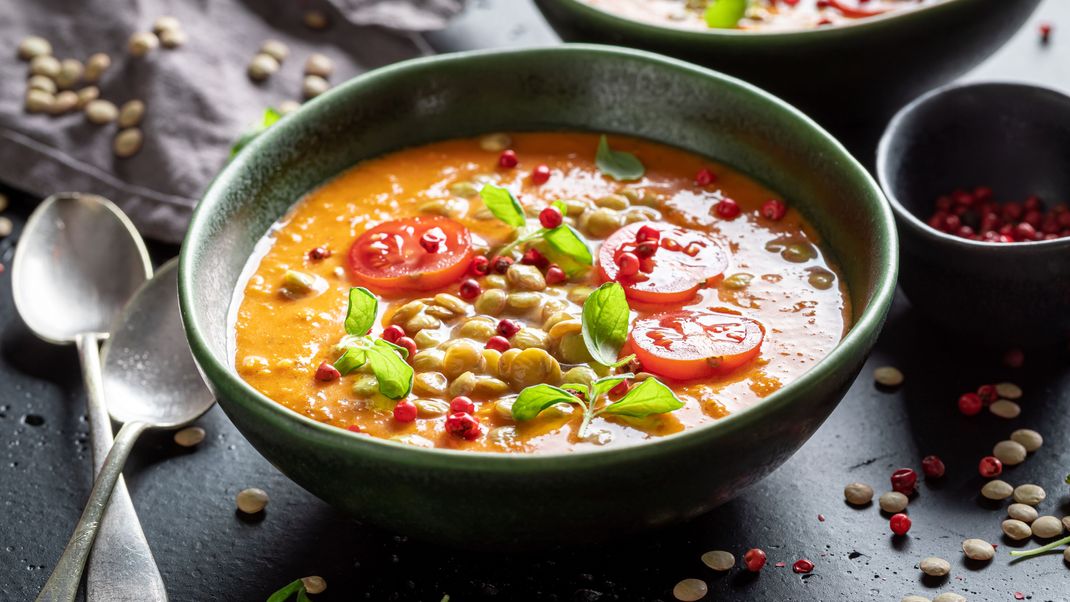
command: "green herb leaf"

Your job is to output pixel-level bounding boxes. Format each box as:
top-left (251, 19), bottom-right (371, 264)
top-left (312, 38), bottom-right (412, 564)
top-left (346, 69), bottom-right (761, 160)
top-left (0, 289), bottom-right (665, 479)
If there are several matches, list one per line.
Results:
top-left (581, 282), bottom-right (631, 366)
top-left (376, 337), bottom-right (410, 359)
top-left (560, 383), bottom-right (590, 396)
top-left (333, 346), bottom-right (367, 376)
top-left (590, 374), bottom-right (633, 399)
top-left (266, 579), bottom-right (304, 602)
top-left (601, 377), bottom-right (684, 418)
top-left (512, 384), bottom-right (581, 421)
top-left (344, 287), bottom-right (378, 336)
top-left (1009, 533), bottom-right (1070, 559)
top-left (543, 224), bottom-right (593, 266)
top-left (231, 108), bottom-right (282, 159)
top-left (551, 199), bottom-right (569, 216)
top-left (296, 590), bottom-right (313, 602)
top-left (595, 135), bottom-right (645, 182)
top-left (704, 0), bottom-right (748, 28)
top-left (479, 184), bottom-right (527, 228)
top-left (364, 339), bottom-right (413, 399)
top-left (608, 354), bottom-right (637, 369)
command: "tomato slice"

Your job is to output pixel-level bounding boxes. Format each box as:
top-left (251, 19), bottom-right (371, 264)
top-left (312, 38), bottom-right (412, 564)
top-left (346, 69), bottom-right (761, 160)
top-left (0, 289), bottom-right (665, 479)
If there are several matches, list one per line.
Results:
top-left (628, 309), bottom-right (764, 381)
top-left (598, 221), bottom-right (727, 304)
top-left (348, 216), bottom-right (472, 294)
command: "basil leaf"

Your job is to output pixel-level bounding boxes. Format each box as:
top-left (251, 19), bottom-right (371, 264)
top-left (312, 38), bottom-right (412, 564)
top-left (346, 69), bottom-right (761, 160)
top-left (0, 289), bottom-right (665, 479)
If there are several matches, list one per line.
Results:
top-left (590, 373), bottom-right (633, 399)
top-left (296, 590), bottom-right (312, 602)
top-left (344, 287), bottom-right (378, 336)
top-left (230, 107), bottom-right (282, 158)
top-left (581, 282), bottom-right (630, 366)
top-left (704, 0), bottom-right (747, 28)
top-left (608, 353), bottom-right (637, 370)
top-left (601, 377), bottom-right (684, 417)
top-left (267, 580), bottom-right (304, 602)
top-left (551, 199), bottom-right (569, 216)
top-left (375, 337), bottom-right (410, 359)
top-left (333, 346), bottom-right (367, 376)
top-left (365, 339), bottom-right (414, 399)
top-left (512, 384), bottom-right (580, 421)
top-left (543, 224), bottom-right (593, 266)
top-left (479, 184), bottom-right (526, 228)
top-left (595, 135), bottom-right (644, 182)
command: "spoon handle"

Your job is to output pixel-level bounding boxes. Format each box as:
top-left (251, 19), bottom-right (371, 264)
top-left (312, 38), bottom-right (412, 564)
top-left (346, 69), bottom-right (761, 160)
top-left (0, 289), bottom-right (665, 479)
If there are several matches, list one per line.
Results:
top-left (77, 334), bottom-right (168, 601)
top-left (36, 420), bottom-right (150, 602)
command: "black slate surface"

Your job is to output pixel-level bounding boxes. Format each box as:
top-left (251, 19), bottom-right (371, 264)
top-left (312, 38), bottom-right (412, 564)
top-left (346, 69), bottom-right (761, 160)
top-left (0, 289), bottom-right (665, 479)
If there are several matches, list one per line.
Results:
top-left (2, 1), bottom-right (1069, 601)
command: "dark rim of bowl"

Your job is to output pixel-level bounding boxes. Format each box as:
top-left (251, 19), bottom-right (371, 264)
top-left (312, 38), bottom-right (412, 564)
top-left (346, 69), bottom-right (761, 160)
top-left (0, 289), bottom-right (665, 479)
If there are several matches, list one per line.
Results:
top-left (179, 44), bottom-right (898, 468)
top-left (541, 0), bottom-right (965, 41)
top-left (876, 80), bottom-right (1070, 251)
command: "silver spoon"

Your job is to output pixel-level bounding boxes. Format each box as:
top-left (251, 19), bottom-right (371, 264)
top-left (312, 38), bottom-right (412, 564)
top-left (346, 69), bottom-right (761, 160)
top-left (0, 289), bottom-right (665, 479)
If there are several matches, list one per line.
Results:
top-left (11, 193), bottom-right (167, 601)
top-left (36, 258), bottom-right (215, 602)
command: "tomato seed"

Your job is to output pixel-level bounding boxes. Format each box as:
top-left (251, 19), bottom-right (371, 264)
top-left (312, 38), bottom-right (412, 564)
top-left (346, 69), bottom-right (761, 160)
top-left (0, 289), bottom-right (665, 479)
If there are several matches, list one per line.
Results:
top-left (636, 225), bottom-right (661, 243)
top-left (419, 231), bottom-right (445, 253)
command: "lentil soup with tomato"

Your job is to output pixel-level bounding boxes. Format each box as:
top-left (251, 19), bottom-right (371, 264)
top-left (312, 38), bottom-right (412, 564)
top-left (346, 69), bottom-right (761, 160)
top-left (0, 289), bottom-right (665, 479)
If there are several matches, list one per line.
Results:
top-left (232, 132), bottom-right (850, 453)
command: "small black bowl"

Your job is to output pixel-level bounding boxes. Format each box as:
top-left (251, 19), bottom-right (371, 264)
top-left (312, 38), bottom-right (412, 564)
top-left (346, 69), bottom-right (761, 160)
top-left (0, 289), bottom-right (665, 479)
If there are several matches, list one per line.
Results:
top-left (877, 81), bottom-right (1070, 347)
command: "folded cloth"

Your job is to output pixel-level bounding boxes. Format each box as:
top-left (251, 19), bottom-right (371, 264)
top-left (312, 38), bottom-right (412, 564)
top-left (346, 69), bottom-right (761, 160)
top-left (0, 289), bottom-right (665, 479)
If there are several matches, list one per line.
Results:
top-left (0, 0), bottom-right (440, 243)
top-left (326, 0), bottom-right (463, 30)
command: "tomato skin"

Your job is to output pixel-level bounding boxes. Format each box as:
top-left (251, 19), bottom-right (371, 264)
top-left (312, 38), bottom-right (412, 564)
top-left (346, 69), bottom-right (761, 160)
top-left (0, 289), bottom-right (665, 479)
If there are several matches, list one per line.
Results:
top-left (348, 217), bottom-right (472, 294)
top-left (598, 221), bottom-right (727, 304)
top-left (629, 309), bottom-right (764, 381)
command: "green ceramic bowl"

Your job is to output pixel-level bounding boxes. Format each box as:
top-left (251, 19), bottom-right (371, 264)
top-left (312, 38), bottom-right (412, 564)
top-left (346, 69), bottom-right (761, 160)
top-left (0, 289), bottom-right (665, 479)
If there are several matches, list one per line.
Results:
top-left (179, 45), bottom-right (897, 547)
top-left (534, 0), bottom-right (1041, 145)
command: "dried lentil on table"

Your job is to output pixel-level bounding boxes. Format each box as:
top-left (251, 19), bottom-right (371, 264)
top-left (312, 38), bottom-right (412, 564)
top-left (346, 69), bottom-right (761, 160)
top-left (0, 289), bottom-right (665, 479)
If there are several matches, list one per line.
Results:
top-left (672, 578), bottom-right (708, 602)
top-left (993, 440), bottom-right (1027, 465)
top-left (1013, 484), bottom-right (1045, 505)
top-left (879, 491), bottom-right (908, 513)
top-left (873, 366), bottom-right (904, 387)
top-left (1010, 428), bottom-right (1042, 451)
top-left (1002, 519), bottom-right (1032, 540)
top-left (981, 479), bottom-right (1013, 500)
top-left (700, 550), bottom-right (735, 572)
top-left (236, 487), bottom-right (269, 513)
top-left (844, 482), bottom-right (874, 505)
top-left (1031, 515), bottom-right (1064, 538)
top-left (18, 36), bottom-right (52, 60)
top-left (962, 538), bottom-right (994, 561)
top-left (128, 31), bottom-right (159, 57)
top-left (919, 557), bottom-right (950, 577)
top-left (932, 594), bottom-right (966, 602)
top-left (989, 399), bottom-right (1021, 419)
top-left (301, 576), bottom-right (326, 594)
top-left (174, 426), bottom-right (205, 447)
top-left (995, 382), bottom-right (1022, 399)
top-left (1008, 503), bottom-right (1038, 523)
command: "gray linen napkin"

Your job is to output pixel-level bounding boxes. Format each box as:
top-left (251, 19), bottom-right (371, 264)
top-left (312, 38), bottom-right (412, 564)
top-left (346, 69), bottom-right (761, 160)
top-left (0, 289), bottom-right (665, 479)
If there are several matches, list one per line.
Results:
top-left (0, 0), bottom-right (448, 243)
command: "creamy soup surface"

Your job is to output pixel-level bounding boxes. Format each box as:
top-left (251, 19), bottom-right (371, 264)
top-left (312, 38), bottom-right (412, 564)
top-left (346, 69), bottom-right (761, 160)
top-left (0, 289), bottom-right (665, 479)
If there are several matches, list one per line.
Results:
top-left (583, 0), bottom-right (939, 31)
top-left (232, 133), bottom-right (850, 453)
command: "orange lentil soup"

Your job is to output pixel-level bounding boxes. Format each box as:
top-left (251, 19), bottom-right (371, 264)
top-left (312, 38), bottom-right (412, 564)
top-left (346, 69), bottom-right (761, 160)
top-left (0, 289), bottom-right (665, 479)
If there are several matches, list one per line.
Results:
top-left (583, 0), bottom-right (939, 32)
top-left (232, 132), bottom-right (850, 453)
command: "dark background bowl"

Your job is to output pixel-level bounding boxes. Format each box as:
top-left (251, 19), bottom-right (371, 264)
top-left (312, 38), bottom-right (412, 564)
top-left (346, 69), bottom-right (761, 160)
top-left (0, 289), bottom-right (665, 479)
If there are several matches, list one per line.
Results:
top-left (877, 81), bottom-right (1070, 347)
top-left (533, 0), bottom-right (1042, 154)
top-left (179, 45), bottom-right (897, 547)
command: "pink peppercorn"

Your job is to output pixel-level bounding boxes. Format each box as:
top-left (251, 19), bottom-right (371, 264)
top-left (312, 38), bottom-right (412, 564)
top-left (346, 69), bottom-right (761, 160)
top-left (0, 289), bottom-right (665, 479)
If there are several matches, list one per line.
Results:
top-left (761, 199), bottom-right (787, 221)
top-left (531, 164), bottom-right (551, 185)
top-left (446, 412), bottom-right (482, 440)
top-left (979, 456), bottom-right (1003, 477)
top-left (616, 252), bottom-right (640, 276)
top-left (715, 198), bottom-right (741, 220)
top-left (381, 324), bottom-right (405, 344)
top-left (307, 246), bottom-right (331, 261)
top-left (539, 206), bottom-right (563, 229)
top-left (743, 549), bottom-right (767, 572)
top-left (485, 336), bottom-right (511, 352)
top-left (497, 319), bottom-right (521, 338)
top-left (792, 559), bottom-right (814, 574)
top-left (392, 400), bottom-right (417, 423)
top-left (315, 361), bottom-right (340, 382)
top-left (395, 336), bottom-right (417, 360)
top-left (890, 468), bottom-right (917, 495)
top-left (695, 168), bottom-right (717, 186)
top-left (545, 264), bottom-right (567, 285)
top-left (459, 278), bottom-right (481, 300)
top-left (469, 255), bottom-right (490, 277)
top-left (958, 392), bottom-right (983, 416)
top-left (889, 513), bottom-right (911, 536)
top-left (921, 455), bottom-right (945, 479)
top-left (450, 396), bottom-right (476, 414)
top-left (498, 149), bottom-right (518, 168)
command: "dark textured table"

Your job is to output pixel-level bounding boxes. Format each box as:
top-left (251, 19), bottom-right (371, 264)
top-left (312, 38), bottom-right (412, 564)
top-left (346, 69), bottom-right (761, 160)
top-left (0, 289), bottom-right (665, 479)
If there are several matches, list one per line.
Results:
top-left (2, 1), bottom-right (1069, 600)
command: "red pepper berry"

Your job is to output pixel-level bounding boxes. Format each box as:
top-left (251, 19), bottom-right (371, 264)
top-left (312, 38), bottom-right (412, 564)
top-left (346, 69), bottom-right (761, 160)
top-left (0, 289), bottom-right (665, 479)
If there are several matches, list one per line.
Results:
top-left (545, 264), bottom-right (567, 285)
top-left (497, 319), bottom-right (521, 338)
top-left (921, 455), bottom-right (945, 479)
top-left (492, 256), bottom-right (514, 274)
top-left (446, 412), bottom-right (482, 441)
top-left (449, 396), bottom-right (476, 414)
top-left (459, 278), bottom-right (481, 300)
top-left (307, 246), bottom-right (331, 261)
top-left (743, 548), bottom-right (767, 572)
top-left (381, 324), bottom-right (405, 344)
top-left (636, 225), bottom-right (661, 243)
top-left (760, 199), bottom-right (787, 221)
top-left (469, 255), bottom-right (490, 277)
top-left (889, 513), bottom-right (911, 536)
top-left (890, 468), bottom-right (918, 495)
top-left (976, 384), bottom-right (998, 405)
top-left (616, 252), bottom-right (640, 276)
top-left (1040, 22), bottom-right (1053, 43)
top-left (392, 400), bottom-right (417, 423)
top-left (314, 361), bottom-right (340, 382)
top-left (346, 424), bottom-right (362, 433)
top-left (715, 198), bottom-right (741, 220)
top-left (396, 336), bottom-right (418, 361)
top-left (979, 455), bottom-right (1003, 478)
top-left (419, 230), bottom-right (445, 253)
top-left (521, 247), bottom-right (549, 268)
top-left (498, 149), bottom-right (518, 168)
top-left (792, 559), bottom-right (814, 574)
top-left (539, 206), bottom-right (563, 229)
top-left (695, 167), bottom-right (717, 186)
top-left (634, 240), bottom-right (658, 259)
top-left (1004, 348), bottom-right (1025, 368)
top-left (531, 164), bottom-right (551, 185)
top-left (485, 336), bottom-right (511, 352)
top-left (958, 392), bottom-right (983, 416)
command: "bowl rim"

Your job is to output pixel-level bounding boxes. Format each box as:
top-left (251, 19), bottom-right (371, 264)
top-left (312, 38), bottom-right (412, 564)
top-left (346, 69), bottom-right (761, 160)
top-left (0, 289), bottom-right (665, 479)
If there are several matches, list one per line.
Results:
top-left (876, 79), bottom-right (1070, 251)
top-left (179, 44), bottom-right (898, 469)
top-left (536, 0), bottom-right (966, 41)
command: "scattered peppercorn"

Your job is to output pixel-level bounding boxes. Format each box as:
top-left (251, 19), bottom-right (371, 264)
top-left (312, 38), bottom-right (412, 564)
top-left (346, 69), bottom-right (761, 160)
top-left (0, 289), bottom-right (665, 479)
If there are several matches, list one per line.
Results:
top-left (890, 468), bottom-right (918, 495)
top-left (539, 205), bottom-right (563, 229)
top-left (445, 412), bottom-right (482, 440)
top-left (791, 558), bottom-right (814, 574)
top-left (498, 149), bottom-right (518, 168)
top-left (760, 199), bottom-right (787, 221)
top-left (531, 164), bottom-right (551, 185)
top-left (392, 400), bottom-right (417, 423)
top-left (458, 278), bottom-right (481, 300)
top-left (695, 168), bottom-right (717, 186)
top-left (921, 455), bottom-right (945, 479)
top-left (978, 456), bottom-right (1002, 478)
top-left (957, 392), bottom-right (982, 416)
top-left (395, 337), bottom-right (417, 360)
top-left (469, 255), bottom-right (490, 276)
top-left (743, 548), bottom-right (767, 572)
top-left (314, 361), bottom-right (340, 382)
top-left (890, 513), bottom-right (911, 536)
top-left (381, 325), bottom-right (405, 343)
top-left (715, 198), bottom-right (741, 220)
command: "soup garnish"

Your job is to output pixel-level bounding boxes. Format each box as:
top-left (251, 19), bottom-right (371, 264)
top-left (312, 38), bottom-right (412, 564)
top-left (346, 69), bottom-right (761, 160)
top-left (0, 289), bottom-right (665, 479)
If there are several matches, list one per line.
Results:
top-left (232, 132), bottom-right (849, 452)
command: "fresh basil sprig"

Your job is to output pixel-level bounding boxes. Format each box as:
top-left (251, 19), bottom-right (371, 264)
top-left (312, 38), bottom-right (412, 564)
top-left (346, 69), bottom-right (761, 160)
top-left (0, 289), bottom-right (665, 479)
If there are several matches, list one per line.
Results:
top-left (581, 282), bottom-right (635, 368)
top-left (479, 184), bottom-right (593, 268)
top-left (331, 287), bottom-right (413, 400)
top-left (230, 107), bottom-right (282, 159)
top-left (595, 135), bottom-right (645, 182)
top-left (704, 0), bottom-right (747, 28)
top-left (513, 373), bottom-right (683, 438)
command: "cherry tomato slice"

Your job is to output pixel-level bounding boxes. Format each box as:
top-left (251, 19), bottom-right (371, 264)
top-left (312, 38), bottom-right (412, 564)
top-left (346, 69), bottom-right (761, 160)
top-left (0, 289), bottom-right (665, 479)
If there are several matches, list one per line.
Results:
top-left (628, 309), bottom-right (764, 381)
top-left (348, 216), bottom-right (472, 294)
top-left (598, 221), bottom-right (727, 304)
